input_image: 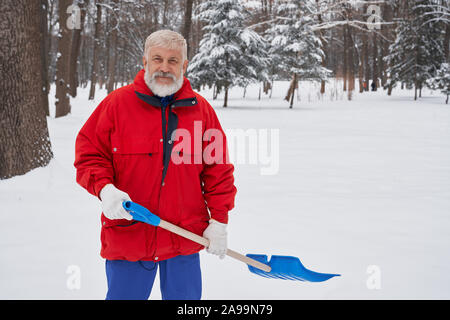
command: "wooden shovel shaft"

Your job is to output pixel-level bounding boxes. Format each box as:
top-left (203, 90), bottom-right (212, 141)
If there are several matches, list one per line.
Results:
top-left (159, 220), bottom-right (272, 273)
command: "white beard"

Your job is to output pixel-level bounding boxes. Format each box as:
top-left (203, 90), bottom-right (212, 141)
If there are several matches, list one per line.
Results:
top-left (144, 67), bottom-right (184, 97)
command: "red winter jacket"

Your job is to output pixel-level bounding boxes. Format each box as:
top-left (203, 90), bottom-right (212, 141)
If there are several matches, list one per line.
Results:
top-left (74, 69), bottom-right (237, 262)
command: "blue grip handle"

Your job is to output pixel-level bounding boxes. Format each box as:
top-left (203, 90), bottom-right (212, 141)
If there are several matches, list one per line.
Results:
top-left (122, 201), bottom-right (161, 226)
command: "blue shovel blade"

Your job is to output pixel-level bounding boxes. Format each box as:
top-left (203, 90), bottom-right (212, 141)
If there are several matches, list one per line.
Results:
top-left (246, 254), bottom-right (340, 282)
top-left (122, 201), bottom-right (161, 226)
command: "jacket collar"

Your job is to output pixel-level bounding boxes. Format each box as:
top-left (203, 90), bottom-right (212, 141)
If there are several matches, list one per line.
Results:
top-left (132, 69), bottom-right (198, 108)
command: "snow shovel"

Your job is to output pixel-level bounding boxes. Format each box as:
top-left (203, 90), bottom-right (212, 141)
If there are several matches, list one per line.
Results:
top-left (122, 201), bottom-right (340, 282)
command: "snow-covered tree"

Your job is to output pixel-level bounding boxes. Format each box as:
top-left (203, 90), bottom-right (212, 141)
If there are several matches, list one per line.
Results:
top-left (265, 0), bottom-right (330, 107)
top-left (187, 0), bottom-right (269, 107)
top-left (427, 63), bottom-right (450, 104)
top-left (384, 0), bottom-right (445, 100)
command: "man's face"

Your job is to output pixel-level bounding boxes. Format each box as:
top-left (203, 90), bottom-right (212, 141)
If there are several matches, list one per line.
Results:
top-left (143, 46), bottom-right (188, 85)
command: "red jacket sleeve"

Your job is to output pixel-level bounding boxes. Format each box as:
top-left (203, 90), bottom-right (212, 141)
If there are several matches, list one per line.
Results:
top-left (201, 101), bottom-right (237, 224)
top-left (74, 97), bottom-right (115, 198)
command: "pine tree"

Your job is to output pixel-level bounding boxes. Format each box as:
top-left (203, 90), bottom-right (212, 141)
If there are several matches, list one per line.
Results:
top-left (187, 0), bottom-right (269, 107)
top-left (265, 0), bottom-right (330, 107)
top-left (384, 0), bottom-right (444, 100)
top-left (427, 63), bottom-right (450, 104)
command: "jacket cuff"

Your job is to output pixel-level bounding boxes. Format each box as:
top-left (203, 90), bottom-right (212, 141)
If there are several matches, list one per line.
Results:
top-left (94, 178), bottom-right (113, 199)
top-left (210, 210), bottom-right (228, 224)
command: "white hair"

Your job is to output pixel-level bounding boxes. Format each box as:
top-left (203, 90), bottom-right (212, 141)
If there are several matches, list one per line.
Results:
top-left (144, 29), bottom-right (187, 61)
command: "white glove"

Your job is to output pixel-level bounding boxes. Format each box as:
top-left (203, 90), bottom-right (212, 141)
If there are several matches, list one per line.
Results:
top-left (99, 184), bottom-right (133, 220)
top-left (202, 219), bottom-right (227, 259)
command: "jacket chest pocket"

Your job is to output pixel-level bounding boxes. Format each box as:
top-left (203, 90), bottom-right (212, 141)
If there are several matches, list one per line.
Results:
top-left (111, 136), bottom-right (162, 154)
top-left (111, 136), bottom-right (162, 178)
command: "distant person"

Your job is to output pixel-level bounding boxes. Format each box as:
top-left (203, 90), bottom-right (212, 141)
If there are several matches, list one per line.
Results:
top-left (371, 81), bottom-right (377, 91)
top-left (74, 29), bottom-right (237, 300)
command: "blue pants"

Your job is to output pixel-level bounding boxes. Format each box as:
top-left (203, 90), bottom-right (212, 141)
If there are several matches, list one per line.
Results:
top-left (105, 253), bottom-right (202, 300)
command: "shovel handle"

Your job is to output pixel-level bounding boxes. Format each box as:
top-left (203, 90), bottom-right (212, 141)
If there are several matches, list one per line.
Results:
top-left (159, 219), bottom-right (272, 273)
top-left (122, 201), bottom-right (271, 273)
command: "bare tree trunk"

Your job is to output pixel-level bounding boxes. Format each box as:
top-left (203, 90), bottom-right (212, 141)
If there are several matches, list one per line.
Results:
top-left (192, 0), bottom-right (203, 60)
top-left (47, 0), bottom-right (57, 87)
top-left (285, 73), bottom-right (296, 102)
top-left (316, 0), bottom-right (327, 94)
top-left (263, 81), bottom-right (271, 95)
top-left (152, 3), bottom-right (159, 30)
top-left (106, 29), bottom-right (118, 93)
top-left (182, 0), bottom-right (194, 59)
top-left (289, 74), bottom-right (297, 109)
top-left (79, 31), bottom-right (89, 88)
top-left (0, 0), bottom-right (53, 179)
top-left (372, 32), bottom-right (378, 91)
top-left (162, 0), bottom-right (169, 26)
top-left (363, 31), bottom-right (370, 91)
top-left (68, 0), bottom-right (87, 98)
top-left (381, 2), bottom-right (393, 88)
top-left (89, 1), bottom-right (101, 100)
top-left (386, 4), bottom-right (398, 96)
top-left (106, 0), bottom-right (119, 94)
top-left (358, 30), bottom-right (364, 94)
top-left (269, 78), bottom-right (274, 98)
top-left (55, 0), bottom-right (73, 117)
top-left (358, 61), bottom-right (364, 93)
top-left (346, 25), bottom-right (355, 99)
top-left (355, 28), bottom-right (365, 93)
top-left (387, 81), bottom-right (394, 96)
top-left (414, 30), bottom-right (419, 101)
top-left (40, 0), bottom-right (50, 116)
top-left (343, 26), bottom-right (348, 91)
top-left (224, 85), bottom-right (229, 107)
top-left (119, 36), bottom-right (125, 86)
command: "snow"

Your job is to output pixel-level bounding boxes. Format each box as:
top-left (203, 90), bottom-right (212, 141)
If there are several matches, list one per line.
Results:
top-left (1, 80), bottom-right (450, 299)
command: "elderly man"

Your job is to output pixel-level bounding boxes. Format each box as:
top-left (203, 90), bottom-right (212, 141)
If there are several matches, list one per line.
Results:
top-left (74, 30), bottom-right (237, 300)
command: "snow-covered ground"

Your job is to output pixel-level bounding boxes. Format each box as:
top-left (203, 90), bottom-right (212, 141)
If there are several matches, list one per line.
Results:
top-left (1, 79), bottom-right (449, 299)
